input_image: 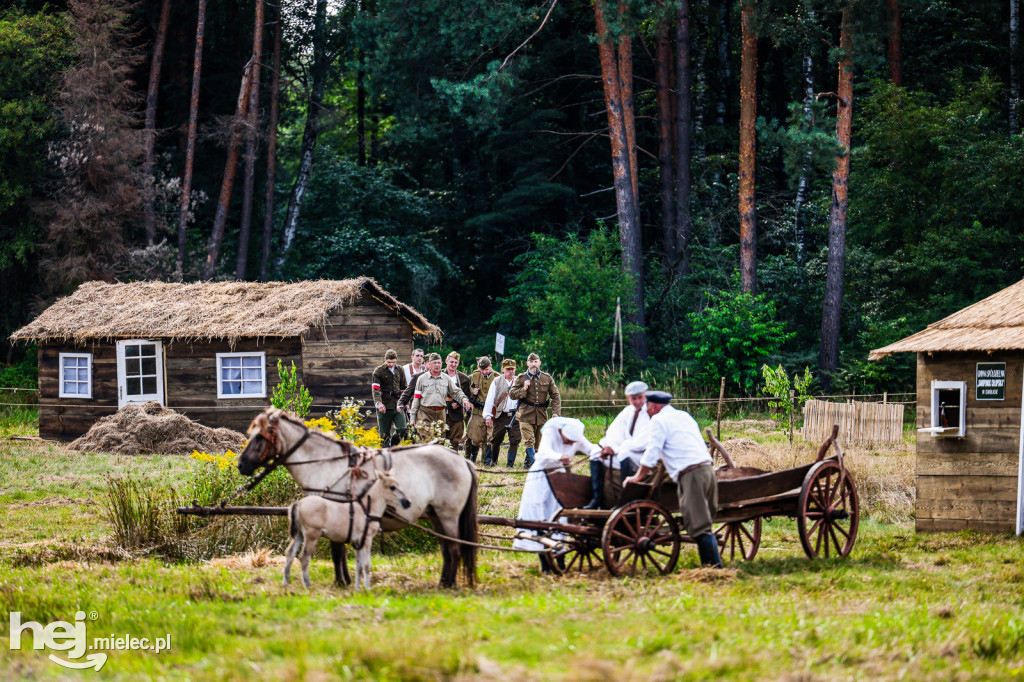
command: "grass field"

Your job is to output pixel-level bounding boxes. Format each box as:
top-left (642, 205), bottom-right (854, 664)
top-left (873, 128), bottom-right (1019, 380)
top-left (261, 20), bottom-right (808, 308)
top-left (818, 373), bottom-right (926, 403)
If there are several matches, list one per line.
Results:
top-left (1, 413), bottom-right (1023, 680)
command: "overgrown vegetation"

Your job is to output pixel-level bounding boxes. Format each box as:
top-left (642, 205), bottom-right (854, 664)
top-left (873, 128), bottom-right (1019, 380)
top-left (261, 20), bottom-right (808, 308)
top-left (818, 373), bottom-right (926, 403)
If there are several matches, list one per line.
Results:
top-left (269, 359), bottom-right (312, 417)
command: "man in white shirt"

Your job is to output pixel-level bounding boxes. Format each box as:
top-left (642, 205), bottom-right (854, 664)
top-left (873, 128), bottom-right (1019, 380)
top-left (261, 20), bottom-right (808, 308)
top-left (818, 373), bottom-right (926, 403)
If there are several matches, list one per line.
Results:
top-left (623, 391), bottom-right (721, 568)
top-left (583, 380), bottom-right (650, 509)
top-left (483, 358), bottom-right (522, 467)
top-left (402, 348), bottom-right (425, 384)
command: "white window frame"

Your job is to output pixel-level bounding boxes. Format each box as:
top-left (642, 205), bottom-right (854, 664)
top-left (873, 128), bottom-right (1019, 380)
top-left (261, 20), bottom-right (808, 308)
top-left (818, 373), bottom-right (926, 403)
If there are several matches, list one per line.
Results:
top-left (115, 340), bottom-right (165, 409)
top-left (58, 352), bottom-right (93, 399)
top-left (216, 352), bottom-right (267, 399)
top-left (925, 380), bottom-right (967, 438)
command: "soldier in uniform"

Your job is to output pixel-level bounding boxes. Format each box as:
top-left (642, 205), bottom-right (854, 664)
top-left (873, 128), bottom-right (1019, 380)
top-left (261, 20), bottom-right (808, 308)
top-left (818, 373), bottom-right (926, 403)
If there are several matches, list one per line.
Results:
top-left (484, 358), bottom-right (522, 467)
top-left (623, 391), bottom-right (722, 568)
top-left (370, 349), bottom-right (408, 446)
top-left (508, 352), bottom-right (561, 469)
top-left (465, 357), bottom-right (500, 463)
top-left (442, 351), bottom-right (473, 450)
top-left (410, 352), bottom-right (473, 442)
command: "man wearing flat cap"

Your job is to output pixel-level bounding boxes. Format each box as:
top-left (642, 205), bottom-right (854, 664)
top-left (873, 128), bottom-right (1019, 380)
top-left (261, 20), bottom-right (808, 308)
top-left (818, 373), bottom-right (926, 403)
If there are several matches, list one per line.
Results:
top-left (442, 351), bottom-right (473, 450)
top-left (410, 352), bottom-right (474, 442)
top-left (583, 380), bottom-right (651, 509)
top-left (624, 391), bottom-right (721, 568)
top-left (371, 349), bottom-right (408, 446)
top-left (483, 358), bottom-right (522, 467)
top-left (509, 352), bottom-right (561, 468)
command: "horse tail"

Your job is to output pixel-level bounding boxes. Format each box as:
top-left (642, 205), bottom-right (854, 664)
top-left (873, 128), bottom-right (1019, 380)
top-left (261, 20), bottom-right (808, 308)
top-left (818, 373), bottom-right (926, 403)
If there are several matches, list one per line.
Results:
top-left (288, 503), bottom-right (300, 541)
top-left (458, 460), bottom-right (479, 587)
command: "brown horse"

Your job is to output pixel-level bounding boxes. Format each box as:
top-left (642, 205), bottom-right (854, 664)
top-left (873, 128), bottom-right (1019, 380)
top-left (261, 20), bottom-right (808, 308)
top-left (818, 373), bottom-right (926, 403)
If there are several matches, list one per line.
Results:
top-left (239, 408), bottom-right (478, 588)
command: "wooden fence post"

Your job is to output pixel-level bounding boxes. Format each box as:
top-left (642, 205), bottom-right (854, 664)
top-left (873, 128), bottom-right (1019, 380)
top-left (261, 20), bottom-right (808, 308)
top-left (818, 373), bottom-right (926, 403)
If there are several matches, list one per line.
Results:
top-left (716, 376), bottom-right (725, 439)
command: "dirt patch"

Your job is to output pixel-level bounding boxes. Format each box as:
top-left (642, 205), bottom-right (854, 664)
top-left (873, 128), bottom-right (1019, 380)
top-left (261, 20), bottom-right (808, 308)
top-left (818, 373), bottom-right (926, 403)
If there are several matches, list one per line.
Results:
top-left (9, 496), bottom-right (95, 509)
top-left (67, 401), bottom-right (245, 455)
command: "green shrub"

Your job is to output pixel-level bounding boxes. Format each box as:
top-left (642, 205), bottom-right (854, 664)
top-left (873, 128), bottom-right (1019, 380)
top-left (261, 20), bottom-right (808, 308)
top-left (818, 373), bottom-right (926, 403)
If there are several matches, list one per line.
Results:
top-left (270, 359), bottom-right (312, 417)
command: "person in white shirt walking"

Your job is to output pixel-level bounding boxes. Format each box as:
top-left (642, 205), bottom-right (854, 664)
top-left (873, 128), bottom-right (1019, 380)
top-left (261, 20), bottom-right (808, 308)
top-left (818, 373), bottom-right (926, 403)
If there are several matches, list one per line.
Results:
top-left (623, 391), bottom-right (722, 568)
top-left (584, 380), bottom-right (650, 509)
top-left (483, 358), bottom-right (521, 467)
top-left (402, 348), bottom-right (425, 384)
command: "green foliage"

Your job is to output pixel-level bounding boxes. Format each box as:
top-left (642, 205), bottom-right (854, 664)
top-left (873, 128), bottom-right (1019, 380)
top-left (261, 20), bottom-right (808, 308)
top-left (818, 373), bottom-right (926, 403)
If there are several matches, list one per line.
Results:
top-left (761, 364), bottom-right (813, 441)
top-left (489, 226), bottom-right (635, 376)
top-left (684, 292), bottom-right (793, 394)
top-left (270, 360), bottom-right (312, 418)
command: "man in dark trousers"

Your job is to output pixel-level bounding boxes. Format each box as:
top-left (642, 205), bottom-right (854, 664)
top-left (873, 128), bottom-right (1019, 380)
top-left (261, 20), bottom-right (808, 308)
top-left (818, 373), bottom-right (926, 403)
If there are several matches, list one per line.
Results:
top-left (623, 391), bottom-right (722, 568)
top-left (370, 348), bottom-right (407, 446)
top-left (508, 352), bottom-right (560, 468)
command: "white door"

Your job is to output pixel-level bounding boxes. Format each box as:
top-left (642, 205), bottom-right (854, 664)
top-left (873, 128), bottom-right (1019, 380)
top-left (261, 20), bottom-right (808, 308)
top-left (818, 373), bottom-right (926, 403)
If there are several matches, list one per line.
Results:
top-left (116, 340), bottom-right (164, 408)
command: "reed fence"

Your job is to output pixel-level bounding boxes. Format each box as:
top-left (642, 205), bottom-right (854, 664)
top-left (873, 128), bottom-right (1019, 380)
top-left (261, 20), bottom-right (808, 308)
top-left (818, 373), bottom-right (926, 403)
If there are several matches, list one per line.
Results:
top-left (802, 398), bottom-right (905, 444)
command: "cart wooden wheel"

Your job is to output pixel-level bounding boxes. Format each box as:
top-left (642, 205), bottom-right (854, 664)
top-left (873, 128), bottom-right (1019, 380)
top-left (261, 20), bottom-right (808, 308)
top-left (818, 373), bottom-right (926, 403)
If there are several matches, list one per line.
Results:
top-left (797, 460), bottom-right (859, 559)
top-left (601, 500), bottom-right (680, 577)
top-left (714, 517), bottom-right (761, 562)
top-left (547, 511), bottom-right (605, 574)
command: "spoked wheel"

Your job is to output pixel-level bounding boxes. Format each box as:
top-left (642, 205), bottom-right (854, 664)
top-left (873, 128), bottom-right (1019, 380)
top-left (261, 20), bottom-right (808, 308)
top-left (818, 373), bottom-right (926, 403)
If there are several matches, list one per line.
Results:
top-left (601, 500), bottom-right (680, 577)
top-left (547, 511), bottom-right (605, 574)
top-left (714, 517), bottom-right (762, 562)
top-left (797, 460), bottom-right (859, 559)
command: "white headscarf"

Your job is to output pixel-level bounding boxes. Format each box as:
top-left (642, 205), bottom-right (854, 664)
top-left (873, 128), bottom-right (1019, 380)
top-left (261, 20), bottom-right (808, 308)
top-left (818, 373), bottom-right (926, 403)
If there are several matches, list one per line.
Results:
top-left (540, 416), bottom-right (585, 443)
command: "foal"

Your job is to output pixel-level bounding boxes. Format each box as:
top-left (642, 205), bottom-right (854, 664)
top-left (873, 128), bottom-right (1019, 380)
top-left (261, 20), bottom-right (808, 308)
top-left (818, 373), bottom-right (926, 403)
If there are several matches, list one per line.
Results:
top-left (283, 469), bottom-right (410, 590)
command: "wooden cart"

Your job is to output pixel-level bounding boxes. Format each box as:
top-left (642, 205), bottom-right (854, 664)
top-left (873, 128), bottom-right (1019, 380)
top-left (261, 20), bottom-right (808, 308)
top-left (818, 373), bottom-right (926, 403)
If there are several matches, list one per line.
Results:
top-left (480, 424), bottom-right (859, 577)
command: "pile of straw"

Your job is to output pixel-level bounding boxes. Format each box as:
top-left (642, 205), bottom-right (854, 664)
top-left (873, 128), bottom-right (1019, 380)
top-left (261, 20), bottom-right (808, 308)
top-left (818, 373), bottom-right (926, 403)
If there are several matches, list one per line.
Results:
top-left (68, 402), bottom-right (245, 456)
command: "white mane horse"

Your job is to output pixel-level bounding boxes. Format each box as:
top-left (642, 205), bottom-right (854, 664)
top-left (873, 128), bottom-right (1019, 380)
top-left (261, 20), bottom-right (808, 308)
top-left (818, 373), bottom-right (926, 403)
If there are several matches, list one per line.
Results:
top-left (239, 408), bottom-right (478, 588)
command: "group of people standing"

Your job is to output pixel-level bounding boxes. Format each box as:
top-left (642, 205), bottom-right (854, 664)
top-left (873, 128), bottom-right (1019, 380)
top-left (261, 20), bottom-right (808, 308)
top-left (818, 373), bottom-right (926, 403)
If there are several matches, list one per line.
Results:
top-left (371, 349), bottom-right (722, 570)
top-left (370, 348), bottom-right (561, 469)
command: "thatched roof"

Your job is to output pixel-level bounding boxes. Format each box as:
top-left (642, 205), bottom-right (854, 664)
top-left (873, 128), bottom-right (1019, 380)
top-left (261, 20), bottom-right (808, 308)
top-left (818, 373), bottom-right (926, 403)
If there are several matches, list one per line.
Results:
top-left (11, 278), bottom-right (441, 344)
top-left (869, 279), bottom-right (1024, 360)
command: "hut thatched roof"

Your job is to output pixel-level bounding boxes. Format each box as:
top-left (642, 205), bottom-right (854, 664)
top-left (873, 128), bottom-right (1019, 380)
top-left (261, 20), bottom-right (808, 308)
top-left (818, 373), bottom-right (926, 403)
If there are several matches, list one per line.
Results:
top-left (10, 278), bottom-right (441, 344)
top-left (869, 279), bottom-right (1024, 360)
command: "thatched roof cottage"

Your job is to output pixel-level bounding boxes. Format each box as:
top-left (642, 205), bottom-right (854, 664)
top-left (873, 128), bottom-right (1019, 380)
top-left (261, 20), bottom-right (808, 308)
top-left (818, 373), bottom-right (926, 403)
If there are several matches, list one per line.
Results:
top-left (11, 278), bottom-right (440, 441)
top-left (871, 279), bottom-right (1024, 535)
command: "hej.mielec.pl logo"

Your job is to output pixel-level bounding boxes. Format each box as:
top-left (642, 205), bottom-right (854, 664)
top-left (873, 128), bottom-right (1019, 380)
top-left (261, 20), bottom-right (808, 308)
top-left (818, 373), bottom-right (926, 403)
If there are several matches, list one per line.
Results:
top-left (8, 611), bottom-right (171, 671)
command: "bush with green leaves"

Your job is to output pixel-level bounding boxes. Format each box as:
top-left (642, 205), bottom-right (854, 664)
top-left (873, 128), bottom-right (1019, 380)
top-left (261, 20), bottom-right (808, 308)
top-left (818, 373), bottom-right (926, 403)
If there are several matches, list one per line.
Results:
top-left (761, 364), bottom-right (814, 443)
top-left (684, 292), bottom-right (792, 394)
top-left (270, 359), bottom-right (312, 418)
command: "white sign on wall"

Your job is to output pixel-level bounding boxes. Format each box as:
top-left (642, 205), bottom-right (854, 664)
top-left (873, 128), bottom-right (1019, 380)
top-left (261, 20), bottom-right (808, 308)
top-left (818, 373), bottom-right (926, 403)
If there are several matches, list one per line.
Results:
top-left (495, 333), bottom-right (505, 355)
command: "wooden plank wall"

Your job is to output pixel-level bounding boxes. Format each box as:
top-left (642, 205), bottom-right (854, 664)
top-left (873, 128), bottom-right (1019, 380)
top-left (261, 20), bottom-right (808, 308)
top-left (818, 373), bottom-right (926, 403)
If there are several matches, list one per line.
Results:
top-left (301, 291), bottom-right (415, 416)
top-left (916, 351), bottom-right (1022, 532)
top-left (39, 341), bottom-right (118, 440)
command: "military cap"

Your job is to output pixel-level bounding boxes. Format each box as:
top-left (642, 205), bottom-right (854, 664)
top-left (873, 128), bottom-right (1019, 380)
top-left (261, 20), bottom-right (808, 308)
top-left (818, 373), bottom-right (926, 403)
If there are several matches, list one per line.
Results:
top-left (477, 356), bottom-right (491, 369)
top-left (447, 351), bottom-right (460, 361)
top-left (527, 352), bottom-right (540, 362)
top-left (501, 358), bottom-right (517, 369)
top-left (384, 349), bottom-right (398, 360)
top-left (645, 390), bottom-right (672, 404)
top-left (624, 380), bottom-right (648, 396)
top-left (427, 352), bottom-right (442, 362)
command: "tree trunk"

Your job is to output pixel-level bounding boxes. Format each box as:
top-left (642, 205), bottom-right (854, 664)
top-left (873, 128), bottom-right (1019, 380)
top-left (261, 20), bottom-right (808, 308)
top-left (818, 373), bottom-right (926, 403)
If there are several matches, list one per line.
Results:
top-left (176, 0), bottom-right (208, 279)
top-left (259, 3), bottom-right (282, 283)
top-left (594, 0), bottom-right (648, 361)
top-left (275, 0), bottom-right (329, 274)
top-left (819, 12), bottom-right (854, 388)
top-left (1012, 0), bottom-right (1020, 133)
top-left (200, 58), bottom-right (255, 280)
top-left (674, 0), bottom-right (692, 276)
top-left (142, 0), bottom-right (171, 246)
top-left (738, 0), bottom-right (757, 295)
top-left (793, 9), bottom-right (815, 265)
top-left (617, 1), bottom-right (639, 206)
top-left (235, 0), bottom-right (266, 281)
top-left (655, 13), bottom-right (676, 269)
top-left (887, 0), bottom-right (903, 86)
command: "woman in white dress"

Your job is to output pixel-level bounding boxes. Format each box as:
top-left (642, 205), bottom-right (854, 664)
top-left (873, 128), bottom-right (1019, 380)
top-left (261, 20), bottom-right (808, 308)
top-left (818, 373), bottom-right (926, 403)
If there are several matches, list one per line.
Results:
top-left (513, 417), bottom-right (600, 568)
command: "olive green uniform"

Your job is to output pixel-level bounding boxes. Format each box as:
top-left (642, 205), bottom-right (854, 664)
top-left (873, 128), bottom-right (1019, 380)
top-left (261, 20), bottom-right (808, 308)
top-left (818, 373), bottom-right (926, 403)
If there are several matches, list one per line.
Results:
top-left (371, 362), bottom-right (408, 446)
top-left (410, 373), bottom-right (470, 443)
top-left (443, 370), bottom-right (473, 448)
top-left (508, 370), bottom-right (561, 451)
top-left (466, 368), bottom-right (500, 448)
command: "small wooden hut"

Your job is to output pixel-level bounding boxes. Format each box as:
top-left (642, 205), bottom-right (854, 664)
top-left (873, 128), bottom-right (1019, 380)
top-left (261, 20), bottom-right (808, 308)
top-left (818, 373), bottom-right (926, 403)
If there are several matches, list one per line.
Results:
top-left (11, 278), bottom-right (440, 440)
top-left (871, 280), bottom-right (1024, 535)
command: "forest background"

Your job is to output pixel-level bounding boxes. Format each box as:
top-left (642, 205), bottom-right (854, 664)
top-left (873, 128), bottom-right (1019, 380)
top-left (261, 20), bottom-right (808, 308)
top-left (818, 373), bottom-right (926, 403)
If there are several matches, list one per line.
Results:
top-left (1, 0), bottom-right (1023, 397)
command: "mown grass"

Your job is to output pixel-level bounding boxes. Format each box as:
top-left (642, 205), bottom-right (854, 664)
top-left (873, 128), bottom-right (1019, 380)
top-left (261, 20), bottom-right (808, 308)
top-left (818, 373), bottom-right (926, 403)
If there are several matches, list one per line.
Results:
top-left (2, 417), bottom-right (1023, 680)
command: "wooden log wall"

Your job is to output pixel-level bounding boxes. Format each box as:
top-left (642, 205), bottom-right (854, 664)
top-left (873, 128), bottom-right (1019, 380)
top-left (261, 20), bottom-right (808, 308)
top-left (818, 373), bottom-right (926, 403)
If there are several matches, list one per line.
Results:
top-left (301, 291), bottom-right (414, 417)
top-left (39, 341), bottom-right (118, 440)
top-left (915, 351), bottom-right (1022, 532)
top-left (801, 399), bottom-right (905, 444)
